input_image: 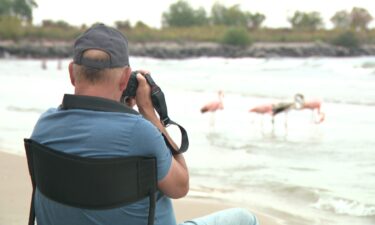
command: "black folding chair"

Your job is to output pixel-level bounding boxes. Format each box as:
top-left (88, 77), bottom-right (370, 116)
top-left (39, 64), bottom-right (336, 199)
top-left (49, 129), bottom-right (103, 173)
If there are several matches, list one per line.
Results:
top-left (24, 138), bottom-right (157, 225)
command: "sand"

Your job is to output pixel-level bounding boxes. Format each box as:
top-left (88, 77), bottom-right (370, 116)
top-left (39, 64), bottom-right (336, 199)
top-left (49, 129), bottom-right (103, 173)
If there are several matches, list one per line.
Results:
top-left (0, 151), bottom-right (282, 225)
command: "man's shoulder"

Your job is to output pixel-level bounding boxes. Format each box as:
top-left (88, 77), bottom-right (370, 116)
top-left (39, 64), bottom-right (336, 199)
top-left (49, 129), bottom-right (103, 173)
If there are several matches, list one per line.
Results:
top-left (131, 116), bottom-right (161, 134)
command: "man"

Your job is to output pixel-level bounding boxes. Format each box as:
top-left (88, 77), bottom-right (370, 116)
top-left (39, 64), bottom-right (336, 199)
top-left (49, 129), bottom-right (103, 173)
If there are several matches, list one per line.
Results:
top-left (30, 24), bottom-right (258, 225)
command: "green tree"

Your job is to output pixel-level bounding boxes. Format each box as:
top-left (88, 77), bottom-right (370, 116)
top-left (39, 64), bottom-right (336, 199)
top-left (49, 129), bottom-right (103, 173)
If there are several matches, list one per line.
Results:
top-left (331, 10), bottom-right (351, 29)
top-left (210, 3), bottom-right (265, 29)
top-left (248, 13), bottom-right (266, 29)
top-left (134, 21), bottom-right (150, 29)
top-left (331, 7), bottom-right (373, 30)
top-left (0, 0), bottom-right (37, 22)
top-left (211, 3), bottom-right (247, 26)
top-left (162, 0), bottom-right (208, 27)
top-left (0, 0), bottom-right (12, 16)
top-left (350, 7), bottom-right (373, 30)
top-left (115, 20), bottom-right (131, 30)
top-left (288, 11), bottom-right (324, 30)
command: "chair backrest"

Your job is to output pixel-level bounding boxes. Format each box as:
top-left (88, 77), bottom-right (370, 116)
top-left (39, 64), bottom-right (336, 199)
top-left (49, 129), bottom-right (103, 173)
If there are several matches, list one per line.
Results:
top-left (24, 138), bottom-right (157, 225)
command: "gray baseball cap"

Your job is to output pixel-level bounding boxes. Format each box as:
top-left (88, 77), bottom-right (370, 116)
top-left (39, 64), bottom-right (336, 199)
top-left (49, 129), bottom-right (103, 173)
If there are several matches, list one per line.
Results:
top-left (73, 24), bottom-right (129, 69)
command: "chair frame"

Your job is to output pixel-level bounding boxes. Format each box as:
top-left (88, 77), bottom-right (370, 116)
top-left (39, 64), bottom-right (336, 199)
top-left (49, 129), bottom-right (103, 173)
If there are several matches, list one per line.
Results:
top-left (24, 138), bottom-right (157, 225)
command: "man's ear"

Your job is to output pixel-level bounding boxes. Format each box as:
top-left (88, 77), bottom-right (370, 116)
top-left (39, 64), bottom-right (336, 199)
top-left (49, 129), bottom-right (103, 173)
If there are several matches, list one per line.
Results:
top-left (68, 62), bottom-right (75, 86)
top-left (119, 67), bottom-right (131, 92)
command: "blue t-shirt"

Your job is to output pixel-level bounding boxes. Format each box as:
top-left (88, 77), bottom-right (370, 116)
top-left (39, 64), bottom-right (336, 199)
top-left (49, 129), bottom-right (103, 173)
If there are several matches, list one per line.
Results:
top-left (30, 97), bottom-right (175, 225)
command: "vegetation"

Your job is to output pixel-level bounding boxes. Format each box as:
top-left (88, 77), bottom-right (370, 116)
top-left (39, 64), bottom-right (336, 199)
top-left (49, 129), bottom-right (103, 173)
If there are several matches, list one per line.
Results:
top-left (221, 27), bottom-right (251, 46)
top-left (288, 11), bottom-right (324, 31)
top-left (210, 3), bottom-right (265, 29)
top-left (331, 31), bottom-right (360, 48)
top-left (331, 7), bottom-right (373, 31)
top-left (162, 0), bottom-right (208, 27)
top-left (0, 16), bottom-right (23, 39)
top-left (0, 0), bottom-right (37, 22)
top-left (0, 0), bottom-right (374, 47)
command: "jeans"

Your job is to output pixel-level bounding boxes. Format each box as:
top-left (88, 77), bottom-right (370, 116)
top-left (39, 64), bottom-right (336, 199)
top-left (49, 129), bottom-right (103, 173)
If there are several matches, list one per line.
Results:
top-left (179, 208), bottom-right (259, 225)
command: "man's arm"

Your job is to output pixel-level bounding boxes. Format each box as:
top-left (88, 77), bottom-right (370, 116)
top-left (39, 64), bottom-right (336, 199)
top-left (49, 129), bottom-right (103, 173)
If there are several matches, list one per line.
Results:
top-left (134, 73), bottom-right (189, 199)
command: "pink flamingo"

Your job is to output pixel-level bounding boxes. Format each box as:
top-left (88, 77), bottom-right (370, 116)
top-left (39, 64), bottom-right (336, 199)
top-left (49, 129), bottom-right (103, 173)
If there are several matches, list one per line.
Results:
top-left (200, 91), bottom-right (224, 113)
top-left (249, 94), bottom-right (325, 132)
top-left (249, 102), bottom-right (292, 129)
top-left (200, 91), bottom-right (224, 127)
top-left (249, 104), bottom-right (273, 115)
top-left (300, 99), bottom-right (325, 124)
top-left (294, 94), bottom-right (325, 124)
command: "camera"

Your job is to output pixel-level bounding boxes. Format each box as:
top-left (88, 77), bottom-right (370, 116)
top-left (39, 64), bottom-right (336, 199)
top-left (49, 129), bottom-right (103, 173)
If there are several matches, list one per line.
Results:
top-left (121, 70), bottom-right (189, 154)
top-left (122, 71), bottom-right (139, 99)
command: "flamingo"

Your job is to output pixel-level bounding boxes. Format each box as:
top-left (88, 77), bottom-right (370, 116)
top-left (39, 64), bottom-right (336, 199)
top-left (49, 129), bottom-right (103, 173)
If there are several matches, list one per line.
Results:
top-left (293, 94), bottom-right (325, 124)
top-left (41, 59), bottom-right (47, 70)
top-left (200, 90), bottom-right (224, 113)
top-left (249, 101), bottom-right (293, 130)
top-left (249, 103), bottom-right (273, 115)
top-left (200, 91), bottom-right (224, 127)
top-left (300, 99), bottom-right (325, 124)
top-left (249, 94), bottom-right (325, 133)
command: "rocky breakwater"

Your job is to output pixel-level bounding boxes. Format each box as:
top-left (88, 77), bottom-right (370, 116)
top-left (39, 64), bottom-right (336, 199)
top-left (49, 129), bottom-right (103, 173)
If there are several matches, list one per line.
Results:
top-left (0, 40), bottom-right (72, 58)
top-left (130, 42), bottom-right (375, 58)
top-left (1, 40), bottom-right (375, 59)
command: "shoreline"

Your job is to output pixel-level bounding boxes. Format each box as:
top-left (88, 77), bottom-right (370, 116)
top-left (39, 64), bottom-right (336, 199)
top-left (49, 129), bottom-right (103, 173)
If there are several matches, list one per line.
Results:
top-left (1, 40), bottom-right (375, 59)
top-left (0, 150), bottom-right (282, 225)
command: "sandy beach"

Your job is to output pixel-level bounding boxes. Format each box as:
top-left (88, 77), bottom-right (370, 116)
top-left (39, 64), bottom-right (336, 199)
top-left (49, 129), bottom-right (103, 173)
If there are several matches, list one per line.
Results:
top-left (0, 151), bottom-right (281, 225)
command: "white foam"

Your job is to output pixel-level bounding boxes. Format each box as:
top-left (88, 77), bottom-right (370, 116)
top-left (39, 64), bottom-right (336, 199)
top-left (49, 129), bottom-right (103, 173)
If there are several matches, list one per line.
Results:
top-left (312, 197), bottom-right (375, 217)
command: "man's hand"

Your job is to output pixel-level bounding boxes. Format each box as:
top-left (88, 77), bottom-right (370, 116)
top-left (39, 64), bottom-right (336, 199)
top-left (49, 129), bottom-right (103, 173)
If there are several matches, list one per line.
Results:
top-left (131, 71), bottom-right (189, 198)
top-left (134, 71), bottom-right (159, 121)
top-left (124, 97), bottom-right (136, 108)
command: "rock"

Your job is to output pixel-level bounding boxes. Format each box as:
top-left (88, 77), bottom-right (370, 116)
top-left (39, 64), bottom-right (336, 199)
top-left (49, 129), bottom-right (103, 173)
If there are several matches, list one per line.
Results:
top-left (1, 40), bottom-right (375, 59)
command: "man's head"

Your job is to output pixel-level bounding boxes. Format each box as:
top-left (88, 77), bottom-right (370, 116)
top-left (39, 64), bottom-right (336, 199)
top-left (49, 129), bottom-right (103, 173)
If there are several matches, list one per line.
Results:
top-left (74, 23), bottom-right (129, 69)
top-left (69, 24), bottom-right (131, 100)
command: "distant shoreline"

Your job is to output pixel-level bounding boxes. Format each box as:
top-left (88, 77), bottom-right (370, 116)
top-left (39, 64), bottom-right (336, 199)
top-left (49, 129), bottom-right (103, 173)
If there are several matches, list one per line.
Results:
top-left (1, 40), bottom-right (375, 59)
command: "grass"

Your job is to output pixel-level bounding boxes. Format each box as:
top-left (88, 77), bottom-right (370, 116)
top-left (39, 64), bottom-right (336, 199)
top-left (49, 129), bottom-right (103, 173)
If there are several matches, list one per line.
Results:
top-left (1, 22), bottom-right (375, 46)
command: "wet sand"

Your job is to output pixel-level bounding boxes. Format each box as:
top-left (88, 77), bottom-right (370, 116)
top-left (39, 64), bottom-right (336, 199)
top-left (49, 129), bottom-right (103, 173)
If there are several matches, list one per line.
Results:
top-left (0, 151), bottom-right (281, 225)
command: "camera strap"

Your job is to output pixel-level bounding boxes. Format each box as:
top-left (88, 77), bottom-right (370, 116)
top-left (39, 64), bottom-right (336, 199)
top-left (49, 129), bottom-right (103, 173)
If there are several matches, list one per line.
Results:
top-left (144, 74), bottom-right (189, 154)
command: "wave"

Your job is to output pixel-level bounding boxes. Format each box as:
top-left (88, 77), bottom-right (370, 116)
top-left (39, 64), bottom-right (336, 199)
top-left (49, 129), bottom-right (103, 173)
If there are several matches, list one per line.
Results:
top-left (361, 61), bottom-right (375, 69)
top-left (326, 99), bottom-right (375, 107)
top-left (253, 94), bottom-right (375, 107)
top-left (265, 184), bottom-right (322, 203)
top-left (236, 92), bottom-right (375, 107)
top-left (191, 88), bottom-right (375, 107)
top-left (312, 196), bottom-right (375, 217)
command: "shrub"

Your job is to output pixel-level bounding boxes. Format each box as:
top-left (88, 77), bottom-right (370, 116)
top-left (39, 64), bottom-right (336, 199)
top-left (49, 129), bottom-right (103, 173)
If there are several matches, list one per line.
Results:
top-left (0, 16), bottom-right (23, 40)
top-left (221, 27), bottom-right (251, 46)
top-left (332, 31), bottom-right (360, 48)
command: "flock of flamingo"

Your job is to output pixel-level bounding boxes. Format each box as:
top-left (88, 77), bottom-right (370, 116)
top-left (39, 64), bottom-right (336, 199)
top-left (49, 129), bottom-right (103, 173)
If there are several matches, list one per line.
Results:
top-left (200, 91), bottom-right (325, 129)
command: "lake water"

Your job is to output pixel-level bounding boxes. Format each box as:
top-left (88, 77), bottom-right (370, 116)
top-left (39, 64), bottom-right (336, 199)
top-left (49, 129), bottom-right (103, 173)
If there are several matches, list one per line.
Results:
top-left (0, 57), bottom-right (374, 225)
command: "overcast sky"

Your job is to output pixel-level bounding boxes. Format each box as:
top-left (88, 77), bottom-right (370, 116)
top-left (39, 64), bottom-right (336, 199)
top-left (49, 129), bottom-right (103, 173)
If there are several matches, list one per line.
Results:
top-left (33, 0), bottom-right (375, 28)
